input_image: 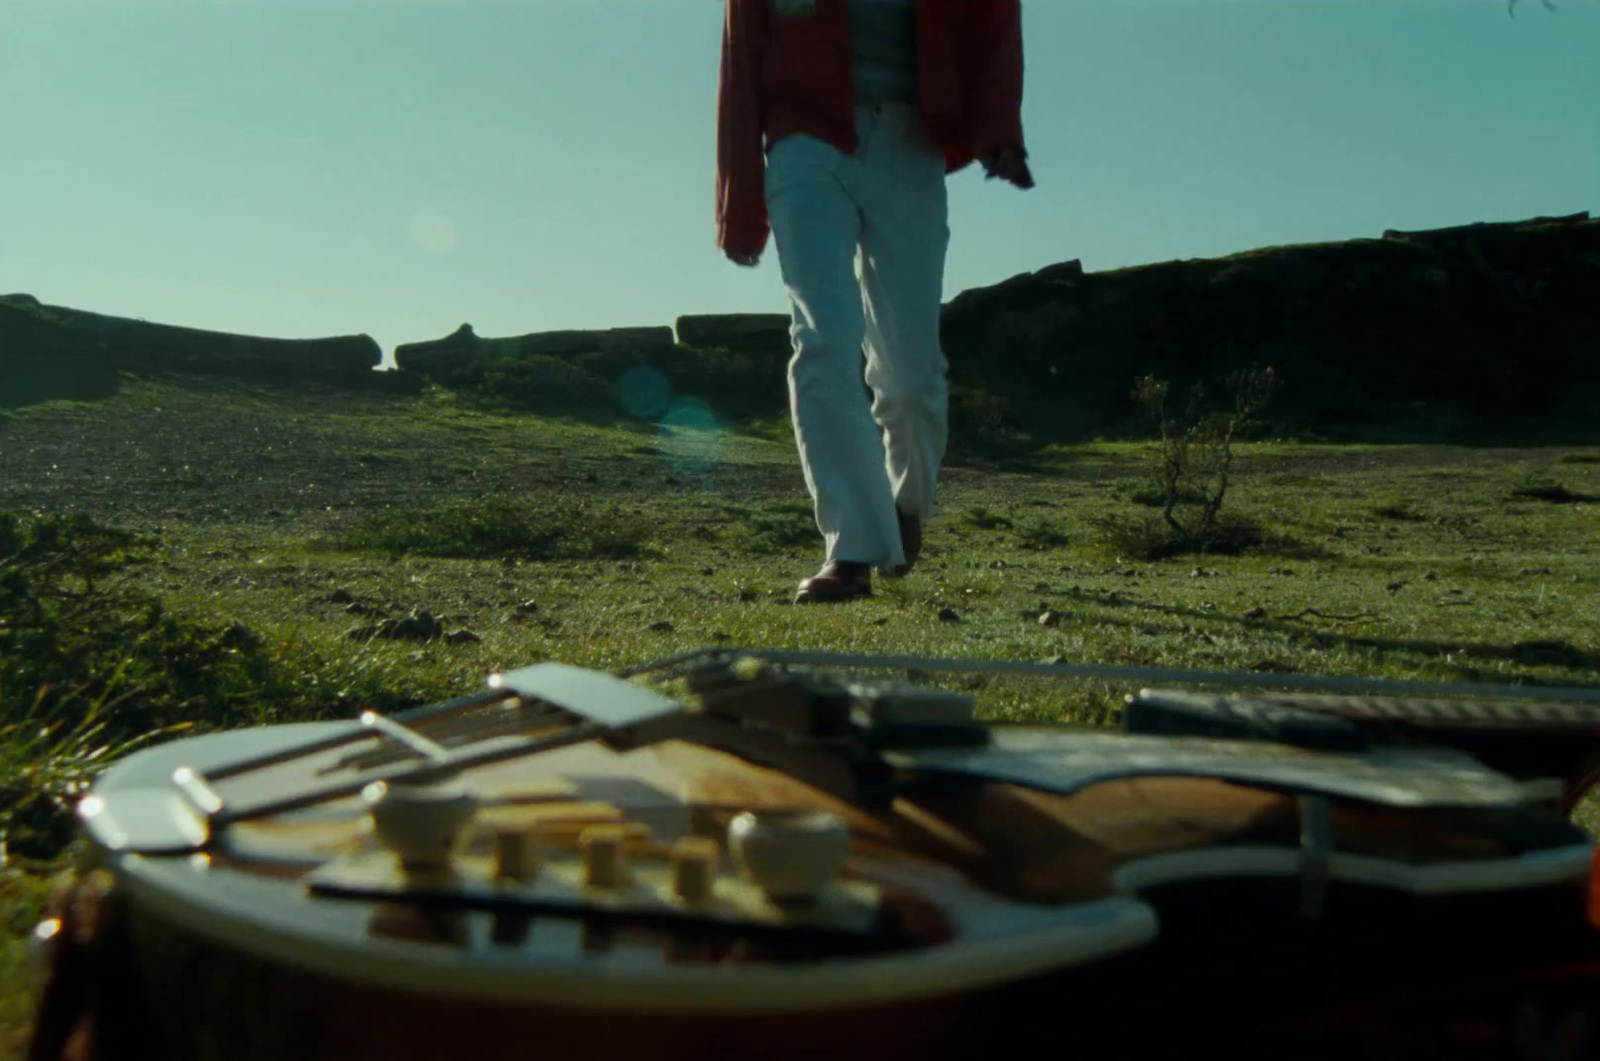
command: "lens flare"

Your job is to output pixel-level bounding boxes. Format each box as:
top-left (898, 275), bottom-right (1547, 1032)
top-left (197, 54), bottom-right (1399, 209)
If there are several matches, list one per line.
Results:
top-left (656, 397), bottom-right (723, 479)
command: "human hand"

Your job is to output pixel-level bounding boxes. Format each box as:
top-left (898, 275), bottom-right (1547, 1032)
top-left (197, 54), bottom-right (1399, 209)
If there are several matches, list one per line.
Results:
top-left (725, 248), bottom-right (761, 268)
top-left (981, 147), bottom-right (1035, 190)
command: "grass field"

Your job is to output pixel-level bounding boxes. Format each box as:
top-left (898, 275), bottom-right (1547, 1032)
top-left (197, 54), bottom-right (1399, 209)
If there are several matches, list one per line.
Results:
top-left (2, 375), bottom-right (1598, 1054)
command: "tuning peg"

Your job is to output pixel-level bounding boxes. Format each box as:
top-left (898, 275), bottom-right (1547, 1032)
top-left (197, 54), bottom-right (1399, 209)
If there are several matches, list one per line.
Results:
top-left (493, 828), bottom-right (542, 883)
top-left (581, 825), bottom-right (629, 889)
top-left (670, 836), bottom-right (719, 904)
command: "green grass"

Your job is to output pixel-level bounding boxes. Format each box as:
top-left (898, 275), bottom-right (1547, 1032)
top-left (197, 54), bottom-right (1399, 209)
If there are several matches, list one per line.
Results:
top-left (3, 378), bottom-right (1600, 1055)
top-left (336, 497), bottom-right (655, 561)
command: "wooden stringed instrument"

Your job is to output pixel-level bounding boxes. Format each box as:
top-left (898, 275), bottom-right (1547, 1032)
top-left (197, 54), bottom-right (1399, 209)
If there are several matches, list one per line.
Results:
top-left (25, 649), bottom-right (1600, 1061)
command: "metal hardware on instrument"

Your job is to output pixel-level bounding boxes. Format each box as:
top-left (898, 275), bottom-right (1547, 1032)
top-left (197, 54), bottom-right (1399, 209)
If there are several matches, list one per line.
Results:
top-left (363, 779), bottom-right (478, 872)
top-left (728, 811), bottom-right (850, 904)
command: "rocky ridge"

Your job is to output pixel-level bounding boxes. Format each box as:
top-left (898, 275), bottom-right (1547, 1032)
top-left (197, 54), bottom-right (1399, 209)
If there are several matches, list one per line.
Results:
top-left (5, 212), bottom-right (1595, 441)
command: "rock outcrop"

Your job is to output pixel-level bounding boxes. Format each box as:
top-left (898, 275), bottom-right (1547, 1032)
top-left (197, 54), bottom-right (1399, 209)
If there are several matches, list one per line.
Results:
top-left (673, 314), bottom-right (792, 355)
top-left (0, 295), bottom-right (382, 378)
top-left (937, 212), bottom-right (1600, 440)
top-left (7, 211), bottom-right (1594, 444)
top-left (394, 324), bottom-right (675, 373)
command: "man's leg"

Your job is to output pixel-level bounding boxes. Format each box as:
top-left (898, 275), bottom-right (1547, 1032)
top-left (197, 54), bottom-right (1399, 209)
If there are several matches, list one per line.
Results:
top-left (765, 134), bottom-right (905, 575)
top-left (857, 108), bottom-right (951, 572)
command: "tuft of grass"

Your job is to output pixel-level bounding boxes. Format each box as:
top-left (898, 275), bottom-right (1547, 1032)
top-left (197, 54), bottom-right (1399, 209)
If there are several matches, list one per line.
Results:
top-left (1371, 499), bottom-right (1426, 521)
top-left (728, 500), bottom-right (817, 555)
top-left (0, 686), bottom-right (182, 857)
top-left (1014, 515), bottom-right (1070, 550)
top-left (0, 511), bottom-right (465, 860)
top-left (337, 497), bottom-right (653, 562)
top-left (963, 506), bottom-right (1014, 531)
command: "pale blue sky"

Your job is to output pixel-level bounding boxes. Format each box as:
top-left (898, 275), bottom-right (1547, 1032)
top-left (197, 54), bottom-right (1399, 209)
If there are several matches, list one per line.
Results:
top-left (2, 0), bottom-right (1595, 365)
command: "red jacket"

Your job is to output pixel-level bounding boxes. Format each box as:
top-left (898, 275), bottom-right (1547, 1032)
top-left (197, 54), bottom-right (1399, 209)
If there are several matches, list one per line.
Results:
top-left (716, 0), bottom-right (1027, 259)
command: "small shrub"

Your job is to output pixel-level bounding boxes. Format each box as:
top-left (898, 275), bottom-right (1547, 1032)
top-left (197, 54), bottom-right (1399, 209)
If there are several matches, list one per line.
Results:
top-left (1122, 366), bottom-right (1276, 555)
top-left (340, 497), bottom-right (652, 561)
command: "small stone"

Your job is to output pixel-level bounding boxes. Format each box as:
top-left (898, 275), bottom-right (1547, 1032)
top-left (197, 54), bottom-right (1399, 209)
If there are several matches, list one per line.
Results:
top-left (1038, 610), bottom-right (1061, 627)
top-left (738, 589), bottom-right (760, 603)
top-left (647, 620), bottom-right (675, 632)
top-left (1385, 581), bottom-right (1406, 593)
top-left (937, 607), bottom-right (962, 623)
top-left (388, 609), bottom-right (444, 641)
top-left (328, 588), bottom-right (356, 603)
top-left (1423, 571), bottom-right (1438, 581)
top-left (344, 601), bottom-right (386, 617)
top-left (1243, 606), bottom-right (1267, 620)
top-left (445, 629), bottom-right (482, 645)
top-left (700, 566), bottom-right (716, 577)
top-left (514, 599), bottom-right (540, 615)
top-left (1043, 655), bottom-right (1069, 666)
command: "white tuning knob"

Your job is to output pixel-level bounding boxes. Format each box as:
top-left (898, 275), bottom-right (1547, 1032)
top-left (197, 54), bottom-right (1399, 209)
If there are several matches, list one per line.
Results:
top-left (363, 779), bottom-right (478, 872)
top-left (727, 811), bottom-right (849, 904)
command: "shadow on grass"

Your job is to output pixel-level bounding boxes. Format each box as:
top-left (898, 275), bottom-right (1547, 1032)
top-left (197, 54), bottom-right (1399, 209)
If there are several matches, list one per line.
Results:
top-left (334, 496), bottom-right (654, 562)
top-left (1509, 480), bottom-right (1600, 504)
top-left (1092, 513), bottom-right (1329, 562)
top-left (1045, 584), bottom-right (1600, 688)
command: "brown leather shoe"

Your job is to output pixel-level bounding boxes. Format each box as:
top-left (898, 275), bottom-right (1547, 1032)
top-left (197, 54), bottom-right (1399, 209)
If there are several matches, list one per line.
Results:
top-left (882, 510), bottom-right (922, 579)
top-left (795, 561), bottom-right (872, 604)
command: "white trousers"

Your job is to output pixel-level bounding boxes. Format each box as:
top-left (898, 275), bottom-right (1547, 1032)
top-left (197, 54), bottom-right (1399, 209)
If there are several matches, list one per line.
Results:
top-left (764, 102), bottom-right (951, 569)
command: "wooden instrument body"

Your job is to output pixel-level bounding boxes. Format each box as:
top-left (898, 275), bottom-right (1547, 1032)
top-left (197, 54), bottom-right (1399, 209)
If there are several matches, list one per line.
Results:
top-left (29, 657), bottom-right (1600, 1061)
